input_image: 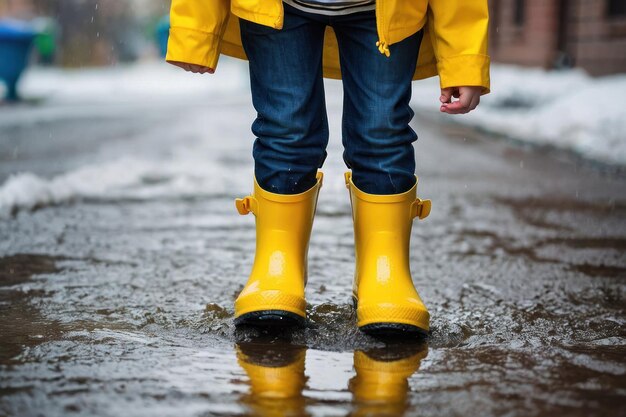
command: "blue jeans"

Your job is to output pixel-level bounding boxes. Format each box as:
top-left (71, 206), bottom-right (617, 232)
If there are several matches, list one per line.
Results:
top-left (239, 3), bottom-right (423, 195)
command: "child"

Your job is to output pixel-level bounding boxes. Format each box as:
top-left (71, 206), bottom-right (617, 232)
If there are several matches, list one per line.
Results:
top-left (166, 0), bottom-right (490, 336)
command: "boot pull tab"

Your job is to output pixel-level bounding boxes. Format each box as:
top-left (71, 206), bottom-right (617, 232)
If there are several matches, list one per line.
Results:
top-left (235, 196), bottom-right (258, 216)
top-left (316, 170), bottom-right (325, 188)
top-left (344, 171), bottom-right (352, 189)
top-left (410, 198), bottom-right (432, 220)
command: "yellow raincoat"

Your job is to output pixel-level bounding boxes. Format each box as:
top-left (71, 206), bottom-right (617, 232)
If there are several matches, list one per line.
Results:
top-left (166, 0), bottom-right (490, 94)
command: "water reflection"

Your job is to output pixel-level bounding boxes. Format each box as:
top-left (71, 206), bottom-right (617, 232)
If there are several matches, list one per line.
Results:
top-left (236, 341), bottom-right (309, 417)
top-left (349, 344), bottom-right (428, 417)
top-left (235, 339), bottom-right (428, 417)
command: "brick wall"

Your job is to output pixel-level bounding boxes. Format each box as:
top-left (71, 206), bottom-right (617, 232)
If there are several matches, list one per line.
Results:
top-left (489, 0), bottom-right (626, 75)
top-left (489, 0), bottom-right (561, 68)
top-left (567, 0), bottom-right (626, 75)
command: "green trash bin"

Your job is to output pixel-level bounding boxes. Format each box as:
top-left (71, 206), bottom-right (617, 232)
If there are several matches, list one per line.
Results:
top-left (32, 17), bottom-right (58, 65)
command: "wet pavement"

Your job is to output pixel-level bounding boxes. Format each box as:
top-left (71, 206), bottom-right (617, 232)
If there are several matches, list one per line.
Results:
top-left (1, 63), bottom-right (625, 416)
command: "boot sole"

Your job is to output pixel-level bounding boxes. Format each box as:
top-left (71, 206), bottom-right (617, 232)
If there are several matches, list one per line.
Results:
top-left (234, 310), bottom-right (305, 328)
top-left (359, 322), bottom-right (428, 338)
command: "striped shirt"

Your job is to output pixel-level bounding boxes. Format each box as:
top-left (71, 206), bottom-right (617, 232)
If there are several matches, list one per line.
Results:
top-left (283, 0), bottom-right (376, 16)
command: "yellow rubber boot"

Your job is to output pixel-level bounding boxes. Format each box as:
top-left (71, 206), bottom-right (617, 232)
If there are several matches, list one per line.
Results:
top-left (234, 172), bottom-right (323, 327)
top-left (349, 345), bottom-right (428, 416)
top-left (236, 343), bottom-right (307, 416)
top-left (345, 171), bottom-right (431, 336)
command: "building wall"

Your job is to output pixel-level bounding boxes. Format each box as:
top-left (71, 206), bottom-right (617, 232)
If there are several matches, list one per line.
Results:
top-left (489, 0), bottom-right (561, 68)
top-left (0, 0), bottom-right (36, 19)
top-left (568, 0), bottom-right (626, 76)
top-left (489, 0), bottom-right (626, 75)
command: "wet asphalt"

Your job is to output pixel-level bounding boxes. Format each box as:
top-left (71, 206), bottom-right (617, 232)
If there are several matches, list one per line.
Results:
top-left (0, 68), bottom-right (625, 417)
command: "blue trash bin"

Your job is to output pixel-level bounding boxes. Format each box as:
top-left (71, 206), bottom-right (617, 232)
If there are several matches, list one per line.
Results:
top-left (155, 15), bottom-right (170, 58)
top-left (0, 19), bottom-right (37, 101)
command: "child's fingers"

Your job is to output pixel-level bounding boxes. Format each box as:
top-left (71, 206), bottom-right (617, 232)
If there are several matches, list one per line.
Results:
top-left (173, 62), bottom-right (194, 72)
top-left (194, 65), bottom-right (215, 74)
top-left (440, 93), bottom-right (472, 114)
top-left (168, 61), bottom-right (215, 74)
top-left (469, 94), bottom-right (480, 111)
top-left (440, 87), bottom-right (483, 114)
top-left (439, 88), bottom-right (454, 104)
top-left (440, 102), bottom-right (463, 114)
top-left (192, 66), bottom-right (215, 74)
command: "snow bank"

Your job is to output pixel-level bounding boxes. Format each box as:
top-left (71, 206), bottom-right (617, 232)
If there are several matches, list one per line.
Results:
top-left (0, 153), bottom-right (246, 218)
top-left (4, 57), bottom-right (249, 104)
top-left (0, 160), bottom-right (150, 216)
top-left (411, 65), bottom-right (626, 166)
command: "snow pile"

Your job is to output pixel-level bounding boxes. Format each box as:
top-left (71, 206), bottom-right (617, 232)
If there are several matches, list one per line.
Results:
top-left (0, 158), bottom-right (171, 217)
top-left (4, 57), bottom-right (249, 104)
top-left (412, 64), bottom-right (626, 166)
top-left (0, 153), bottom-right (245, 218)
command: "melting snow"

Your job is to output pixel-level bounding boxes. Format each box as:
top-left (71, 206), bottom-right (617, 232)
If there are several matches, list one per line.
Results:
top-left (411, 64), bottom-right (626, 166)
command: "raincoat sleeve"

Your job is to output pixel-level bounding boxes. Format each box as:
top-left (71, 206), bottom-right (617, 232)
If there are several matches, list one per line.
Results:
top-left (165, 0), bottom-right (230, 70)
top-left (427, 0), bottom-right (491, 94)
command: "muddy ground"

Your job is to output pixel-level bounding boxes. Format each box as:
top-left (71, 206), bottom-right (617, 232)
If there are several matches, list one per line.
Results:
top-left (0, 72), bottom-right (625, 417)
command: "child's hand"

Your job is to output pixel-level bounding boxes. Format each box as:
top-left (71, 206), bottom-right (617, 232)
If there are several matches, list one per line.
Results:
top-left (439, 86), bottom-right (482, 114)
top-left (169, 61), bottom-right (215, 74)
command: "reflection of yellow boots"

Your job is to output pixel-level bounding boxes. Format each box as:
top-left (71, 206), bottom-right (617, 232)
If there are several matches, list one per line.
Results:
top-left (236, 343), bottom-right (308, 417)
top-left (345, 171), bottom-right (431, 335)
top-left (349, 345), bottom-right (428, 416)
top-left (234, 172), bottom-right (323, 326)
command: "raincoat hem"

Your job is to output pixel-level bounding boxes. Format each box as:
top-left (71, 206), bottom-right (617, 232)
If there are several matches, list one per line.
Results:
top-left (437, 54), bottom-right (491, 95)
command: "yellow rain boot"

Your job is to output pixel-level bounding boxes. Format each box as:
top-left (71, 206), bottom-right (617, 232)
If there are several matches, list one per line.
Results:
top-left (236, 342), bottom-right (307, 416)
top-left (345, 171), bottom-right (431, 336)
top-left (234, 172), bottom-right (323, 327)
top-left (349, 345), bottom-right (428, 416)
